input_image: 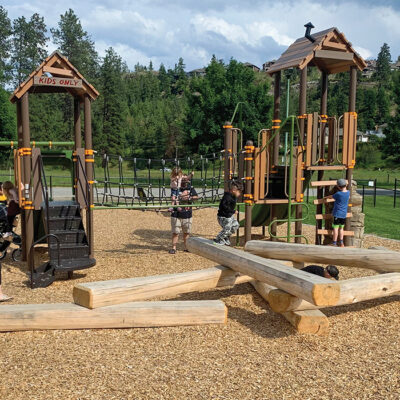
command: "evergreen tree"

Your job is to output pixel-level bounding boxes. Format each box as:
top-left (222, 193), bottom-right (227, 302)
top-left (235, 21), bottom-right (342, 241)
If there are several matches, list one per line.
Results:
top-left (11, 13), bottom-right (48, 85)
top-left (375, 43), bottom-right (392, 88)
top-left (51, 9), bottom-right (99, 80)
top-left (0, 87), bottom-right (16, 166)
top-left (376, 86), bottom-right (389, 125)
top-left (158, 63), bottom-right (171, 96)
top-left (96, 47), bottom-right (129, 154)
top-left (0, 6), bottom-right (12, 87)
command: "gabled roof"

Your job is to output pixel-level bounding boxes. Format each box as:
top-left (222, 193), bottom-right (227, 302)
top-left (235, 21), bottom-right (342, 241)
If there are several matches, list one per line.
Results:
top-left (267, 27), bottom-right (367, 75)
top-left (10, 51), bottom-right (99, 103)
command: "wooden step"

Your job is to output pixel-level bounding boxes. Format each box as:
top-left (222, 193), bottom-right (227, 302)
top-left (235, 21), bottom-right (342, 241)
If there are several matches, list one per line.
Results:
top-left (306, 166), bottom-right (346, 171)
top-left (313, 198), bottom-right (335, 205)
top-left (315, 213), bottom-right (352, 220)
top-left (310, 179), bottom-right (348, 187)
top-left (255, 199), bottom-right (289, 204)
top-left (317, 229), bottom-right (354, 236)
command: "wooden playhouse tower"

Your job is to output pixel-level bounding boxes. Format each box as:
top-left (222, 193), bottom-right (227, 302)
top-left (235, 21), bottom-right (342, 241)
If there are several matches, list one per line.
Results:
top-left (225, 25), bottom-right (367, 245)
top-left (9, 51), bottom-right (99, 287)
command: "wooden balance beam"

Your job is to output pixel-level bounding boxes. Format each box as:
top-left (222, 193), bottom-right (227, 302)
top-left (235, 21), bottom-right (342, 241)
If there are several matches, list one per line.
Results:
top-left (74, 266), bottom-right (253, 309)
top-left (245, 240), bottom-right (400, 273)
top-left (0, 301), bottom-right (227, 332)
top-left (264, 273), bottom-right (400, 312)
top-left (251, 280), bottom-right (329, 335)
top-left (186, 237), bottom-right (340, 307)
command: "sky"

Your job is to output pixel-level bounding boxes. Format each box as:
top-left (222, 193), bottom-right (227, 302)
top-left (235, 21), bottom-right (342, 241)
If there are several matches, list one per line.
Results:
top-left (3, 0), bottom-right (400, 71)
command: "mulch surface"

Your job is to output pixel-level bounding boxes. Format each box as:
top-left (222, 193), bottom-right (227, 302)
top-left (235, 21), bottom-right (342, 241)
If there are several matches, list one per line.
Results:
top-left (0, 208), bottom-right (399, 399)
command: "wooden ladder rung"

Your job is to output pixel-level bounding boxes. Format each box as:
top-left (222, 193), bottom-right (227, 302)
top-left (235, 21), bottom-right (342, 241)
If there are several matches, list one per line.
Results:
top-left (317, 229), bottom-right (354, 236)
top-left (310, 179), bottom-right (348, 187)
top-left (306, 165), bottom-right (347, 171)
top-left (315, 213), bottom-right (352, 220)
top-left (313, 198), bottom-right (335, 205)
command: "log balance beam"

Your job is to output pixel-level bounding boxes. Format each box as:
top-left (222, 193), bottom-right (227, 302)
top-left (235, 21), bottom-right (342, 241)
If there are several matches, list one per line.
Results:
top-left (74, 266), bottom-right (253, 309)
top-left (251, 280), bottom-right (329, 335)
top-left (0, 301), bottom-right (227, 332)
top-left (186, 237), bottom-right (340, 307)
top-left (244, 241), bottom-right (400, 273)
top-left (260, 273), bottom-right (400, 312)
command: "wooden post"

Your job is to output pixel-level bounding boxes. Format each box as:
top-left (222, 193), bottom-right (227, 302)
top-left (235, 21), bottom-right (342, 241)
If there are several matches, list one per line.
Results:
top-left (84, 95), bottom-right (94, 258)
top-left (74, 98), bottom-right (82, 148)
top-left (223, 122), bottom-right (233, 192)
top-left (244, 140), bottom-right (254, 243)
top-left (271, 72), bottom-right (281, 241)
top-left (316, 71), bottom-right (328, 244)
top-left (346, 66), bottom-right (357, 246)
top-left (21, 93), bottom-right (34, 270)
top-left (16, 100), bottom-right (27, 261)
top-left (295, 67), bottom-right (307, 243)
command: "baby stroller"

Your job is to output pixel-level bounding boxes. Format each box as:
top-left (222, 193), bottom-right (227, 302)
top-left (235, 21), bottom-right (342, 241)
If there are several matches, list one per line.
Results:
top-left (0, 203), bottom-right (22, 262)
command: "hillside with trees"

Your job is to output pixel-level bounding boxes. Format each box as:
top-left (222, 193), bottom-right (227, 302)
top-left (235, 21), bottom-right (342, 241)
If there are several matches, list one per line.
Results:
top-left (0, 6), bottom-right (399, 169)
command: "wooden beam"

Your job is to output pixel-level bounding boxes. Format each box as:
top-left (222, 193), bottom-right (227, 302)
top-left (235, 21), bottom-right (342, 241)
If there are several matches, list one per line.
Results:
top-left (315, 213), bottom-right (352, 220)
top-left (42, 66), bottom-right (74, 77)
top-left (265, 273), bottom-right (400, 312)
top-left (33, 76), bottom-right (82, 89)
top-left (0, 301), bottom-right (227, 332)
top-left (313, 198), bottom-right (335, 205)
top-left (322, 41), bottom-right (347, 51)
top-left (314, 50), bottom-right (354, 61)
top-left (187, 237), bottom-right (340, 306)
top-left (317, 229), bottom-right (354, 236)
top-left (251, 281), bottom-right (329, 335)
top-left (244, 241), bottom-right (400, 272)
top-left (311, 179), bottom-right (347, 187)
top-left (74, 266), bottom-right (253, 309)
top-left (306, 165), bottom-right (346, 171)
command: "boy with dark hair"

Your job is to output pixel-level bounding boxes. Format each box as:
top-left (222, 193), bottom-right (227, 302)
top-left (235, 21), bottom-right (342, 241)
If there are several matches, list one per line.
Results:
top-left (301, 264), bottom-right (339, 280)
top-left (214, 180), bottom-right (243, 246)
top-left (324, 178), bottom-right (350, 247)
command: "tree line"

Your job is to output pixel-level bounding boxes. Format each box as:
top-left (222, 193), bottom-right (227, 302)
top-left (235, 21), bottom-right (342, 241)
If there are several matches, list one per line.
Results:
top-left (0, 6), bottom-right (399, 168)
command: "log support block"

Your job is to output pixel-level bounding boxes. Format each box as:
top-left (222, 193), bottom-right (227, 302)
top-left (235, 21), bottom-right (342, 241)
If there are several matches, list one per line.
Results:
top-left (0, 301), bottom-right (227, 332)
top-left (251, 280), bottom-right (329, 335)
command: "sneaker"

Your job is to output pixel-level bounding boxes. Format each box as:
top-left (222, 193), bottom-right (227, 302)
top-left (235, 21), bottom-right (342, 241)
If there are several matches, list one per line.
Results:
top-left (339, 241), bottom-right (345, 248)
top-left (329, 241), bottom-right (337, 247)
top-left (2, 232), bottom-right (12, 238)
top-left (213, 239), bottom-right (225, 245)
top-left (224, 238), bottom-right (231, 246)
top-left (168, 249), bottom-right (176, 254)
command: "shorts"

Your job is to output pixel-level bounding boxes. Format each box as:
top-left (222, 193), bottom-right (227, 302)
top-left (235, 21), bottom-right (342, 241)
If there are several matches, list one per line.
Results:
top-left (332, 217), bottom-right (346, 228)
top-left (171, 188), bottom-right (179, 198)
top-left (171, 217), bottom-right (192, 234)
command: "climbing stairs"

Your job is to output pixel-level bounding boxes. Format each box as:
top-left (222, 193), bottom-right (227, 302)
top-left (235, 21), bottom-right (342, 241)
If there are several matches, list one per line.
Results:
top-left (31, 201), bottom-right (95, 288)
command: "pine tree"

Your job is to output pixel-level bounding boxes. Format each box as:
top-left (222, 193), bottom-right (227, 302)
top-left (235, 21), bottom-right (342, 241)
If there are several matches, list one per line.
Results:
top-left (376, 86), bottom-right (389, 125)
top-left (158, 63), bottom-right (171, 96)
top-left (0, 6), bottom-right (12, 87)
top-left (51, 9), bottom-right (99, 80)
top-left (97, 47), bottom-right (129, 154)
top-left (375, 43), bottom-right (392, 88)
top-left (11, 13), bottom-right (48, 85)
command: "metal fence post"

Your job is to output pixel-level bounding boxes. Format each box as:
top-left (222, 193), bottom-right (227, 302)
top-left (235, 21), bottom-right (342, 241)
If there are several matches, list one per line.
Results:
top-left (374, 178), bottom-right (377, 208)
top-left (394, 178), bottom-right (397, 209)
top-left (50, 175), bottom-right (53, 201)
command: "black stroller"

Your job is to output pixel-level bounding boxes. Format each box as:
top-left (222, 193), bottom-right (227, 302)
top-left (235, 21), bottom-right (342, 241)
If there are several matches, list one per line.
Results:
top-left (0, 203), bottom-right (22, 262)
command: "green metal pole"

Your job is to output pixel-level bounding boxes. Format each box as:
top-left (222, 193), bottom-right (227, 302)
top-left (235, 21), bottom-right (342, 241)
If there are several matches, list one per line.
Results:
top-left (0, 141), bottom-right (74, 147)
top-left (286, 78), bottom-right (290, 118)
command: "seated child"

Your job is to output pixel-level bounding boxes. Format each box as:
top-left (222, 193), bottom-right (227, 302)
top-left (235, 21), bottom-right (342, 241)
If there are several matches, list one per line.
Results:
top-left (214, 180), bottom-right (243, 246)
top-left (2, 181), bottom-right (20, 239)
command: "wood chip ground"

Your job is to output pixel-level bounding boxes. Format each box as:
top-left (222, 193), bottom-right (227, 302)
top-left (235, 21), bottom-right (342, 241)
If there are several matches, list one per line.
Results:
top-left (0, 209), bottom-right (399, 399)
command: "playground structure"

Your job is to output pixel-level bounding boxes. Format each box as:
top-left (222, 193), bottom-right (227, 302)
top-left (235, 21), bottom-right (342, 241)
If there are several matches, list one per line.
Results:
top-left (223, 26), bottom-right (367, 245)
top-left (9, 51), bottom-right (99, 287)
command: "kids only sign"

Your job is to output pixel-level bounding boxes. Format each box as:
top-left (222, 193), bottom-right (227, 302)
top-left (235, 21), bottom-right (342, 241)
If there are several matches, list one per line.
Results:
top-left (33, 76), bottom-right (83, 88)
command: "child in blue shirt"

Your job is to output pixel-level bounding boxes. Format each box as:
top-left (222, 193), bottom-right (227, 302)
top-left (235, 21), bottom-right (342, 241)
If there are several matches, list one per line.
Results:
top-left (324, 178), bottom-right (350, 247)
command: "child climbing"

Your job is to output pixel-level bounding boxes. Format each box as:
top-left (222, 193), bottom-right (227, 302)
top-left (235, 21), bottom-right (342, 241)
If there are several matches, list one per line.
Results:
top-left (2, 181), bottom-right (20, 239)
top-left (325, 178), bottom-right (350, 247)
top-left (214, 180), bottom-right (243, 246)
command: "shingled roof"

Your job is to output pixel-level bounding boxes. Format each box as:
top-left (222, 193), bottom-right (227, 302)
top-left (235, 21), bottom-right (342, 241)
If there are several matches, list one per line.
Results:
top-left (267, 27), bottom-right (367, 75)
top-left (10, 51), bottom-right (99, 103)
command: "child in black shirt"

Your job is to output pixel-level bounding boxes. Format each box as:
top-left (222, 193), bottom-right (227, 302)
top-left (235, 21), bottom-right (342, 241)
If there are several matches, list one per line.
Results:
top-left (214, 180), bottom-right (243, 246)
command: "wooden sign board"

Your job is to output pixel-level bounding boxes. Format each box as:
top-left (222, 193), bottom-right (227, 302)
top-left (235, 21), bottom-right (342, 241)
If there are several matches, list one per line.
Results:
top-left (33, 76), bottom-right (82, 89)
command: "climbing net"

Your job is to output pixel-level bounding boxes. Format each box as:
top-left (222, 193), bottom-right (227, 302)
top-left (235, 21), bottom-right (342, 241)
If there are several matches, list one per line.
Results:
top-left (94, 152), bottom-right (231, 208)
